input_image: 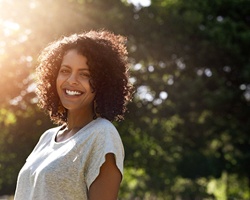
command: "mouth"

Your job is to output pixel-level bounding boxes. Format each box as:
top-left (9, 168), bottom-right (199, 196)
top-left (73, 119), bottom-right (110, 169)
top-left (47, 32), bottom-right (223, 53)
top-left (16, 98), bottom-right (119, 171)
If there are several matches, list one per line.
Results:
top-left (65, 89), bottom-right (83, 96)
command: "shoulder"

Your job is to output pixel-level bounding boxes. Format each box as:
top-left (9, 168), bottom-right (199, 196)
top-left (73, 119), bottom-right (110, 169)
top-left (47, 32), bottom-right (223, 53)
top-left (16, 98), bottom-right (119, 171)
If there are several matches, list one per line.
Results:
top-left (91, 118), bottom-right (120, 139)
top-left (38, 126), bottom-right (62, 142)
top-left (93, 118), bottom-right (118, 131)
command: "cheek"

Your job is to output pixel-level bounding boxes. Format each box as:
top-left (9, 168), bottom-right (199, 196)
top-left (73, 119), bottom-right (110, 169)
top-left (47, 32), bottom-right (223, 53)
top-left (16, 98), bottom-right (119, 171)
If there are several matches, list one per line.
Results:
top-left (89, 79), bottom-right (96, 93)
top-left (56, 77), bottom-right (62, 93)
top-left (81, 79), bottom-right (91, 89)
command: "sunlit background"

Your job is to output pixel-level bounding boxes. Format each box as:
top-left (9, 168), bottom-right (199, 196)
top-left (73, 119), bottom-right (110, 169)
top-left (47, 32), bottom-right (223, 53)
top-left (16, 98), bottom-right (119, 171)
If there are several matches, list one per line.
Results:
top-left (0, 0), bottom-right (250, 199)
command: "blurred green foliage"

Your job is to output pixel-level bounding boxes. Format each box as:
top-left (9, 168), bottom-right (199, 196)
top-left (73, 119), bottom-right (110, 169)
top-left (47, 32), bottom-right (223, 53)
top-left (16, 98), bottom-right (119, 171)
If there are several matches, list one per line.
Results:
top-left (0, 0), bottom-right (249, 199)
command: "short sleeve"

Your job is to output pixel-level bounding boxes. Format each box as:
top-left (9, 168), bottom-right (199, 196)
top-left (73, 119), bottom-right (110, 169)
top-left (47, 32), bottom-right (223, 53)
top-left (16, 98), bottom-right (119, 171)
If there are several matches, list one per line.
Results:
top-left (85, 124), bottom-right (124, 189)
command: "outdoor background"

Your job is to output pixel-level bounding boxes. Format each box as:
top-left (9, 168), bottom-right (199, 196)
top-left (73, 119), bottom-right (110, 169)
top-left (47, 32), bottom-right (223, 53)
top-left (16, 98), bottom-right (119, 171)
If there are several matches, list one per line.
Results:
top-left (0, 0), bottom-right (249, 199)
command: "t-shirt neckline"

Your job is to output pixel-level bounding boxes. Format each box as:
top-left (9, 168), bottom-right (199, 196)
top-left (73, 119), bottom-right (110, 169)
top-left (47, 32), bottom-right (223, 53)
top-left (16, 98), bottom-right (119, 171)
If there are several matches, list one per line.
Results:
top-left (52, 118), bottom-right (100, 145)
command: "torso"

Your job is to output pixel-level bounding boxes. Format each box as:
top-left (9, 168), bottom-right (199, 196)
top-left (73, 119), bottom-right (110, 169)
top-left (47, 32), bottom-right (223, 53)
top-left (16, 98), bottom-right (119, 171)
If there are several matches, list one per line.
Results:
top-left (14, 118), bottom-right (124, 200)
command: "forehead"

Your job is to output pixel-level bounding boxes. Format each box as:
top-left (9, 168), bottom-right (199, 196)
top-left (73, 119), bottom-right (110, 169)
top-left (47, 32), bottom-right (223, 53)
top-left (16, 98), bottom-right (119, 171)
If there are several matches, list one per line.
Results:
top-left (61, 49), bottom-right (89, 69)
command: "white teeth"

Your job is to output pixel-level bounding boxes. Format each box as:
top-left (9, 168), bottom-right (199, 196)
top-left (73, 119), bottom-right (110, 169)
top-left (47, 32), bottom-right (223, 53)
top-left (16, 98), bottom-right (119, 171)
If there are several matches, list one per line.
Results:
top-left (65, 90), bottom-right (82, 96)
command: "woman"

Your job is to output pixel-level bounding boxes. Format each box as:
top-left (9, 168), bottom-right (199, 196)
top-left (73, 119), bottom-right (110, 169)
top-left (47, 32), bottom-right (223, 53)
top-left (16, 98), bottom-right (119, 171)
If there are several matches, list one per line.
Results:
top-left (14, 30), bottom-right (133, 200)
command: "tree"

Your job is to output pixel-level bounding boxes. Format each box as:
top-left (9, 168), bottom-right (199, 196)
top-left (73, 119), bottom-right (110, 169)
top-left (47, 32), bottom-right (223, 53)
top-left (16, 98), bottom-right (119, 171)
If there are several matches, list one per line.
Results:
top-left (121, 0), bottom-right (250, 198)
top-left (0, 0), bottom-right (249, 198)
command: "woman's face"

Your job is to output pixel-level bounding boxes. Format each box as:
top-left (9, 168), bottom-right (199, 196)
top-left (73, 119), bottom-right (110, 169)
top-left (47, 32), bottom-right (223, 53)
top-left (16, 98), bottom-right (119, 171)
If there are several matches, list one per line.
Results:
top-left (56, 49), bottom-right (95, 114)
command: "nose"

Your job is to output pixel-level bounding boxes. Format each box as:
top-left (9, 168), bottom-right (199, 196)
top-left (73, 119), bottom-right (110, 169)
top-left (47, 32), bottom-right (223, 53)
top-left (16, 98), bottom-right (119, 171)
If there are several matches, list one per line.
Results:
top-left (67, 73), bottom-right (79, 85)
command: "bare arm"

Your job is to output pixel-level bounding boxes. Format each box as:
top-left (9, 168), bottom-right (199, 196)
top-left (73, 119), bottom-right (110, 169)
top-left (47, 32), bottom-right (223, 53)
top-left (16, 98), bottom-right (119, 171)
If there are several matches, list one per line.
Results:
top-left (88, 153), bottom-right (122, 200)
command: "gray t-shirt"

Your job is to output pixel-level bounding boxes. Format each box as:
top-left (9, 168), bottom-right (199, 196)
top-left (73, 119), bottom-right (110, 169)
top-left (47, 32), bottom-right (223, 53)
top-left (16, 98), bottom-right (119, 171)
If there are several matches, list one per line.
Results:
top-left (14, 118), bottom-right (124, 200)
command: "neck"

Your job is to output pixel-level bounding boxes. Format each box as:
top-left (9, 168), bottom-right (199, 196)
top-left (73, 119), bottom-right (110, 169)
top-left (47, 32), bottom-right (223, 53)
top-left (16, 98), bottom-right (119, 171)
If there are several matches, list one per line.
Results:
top-left (66, 109), bottom-right (95, 130)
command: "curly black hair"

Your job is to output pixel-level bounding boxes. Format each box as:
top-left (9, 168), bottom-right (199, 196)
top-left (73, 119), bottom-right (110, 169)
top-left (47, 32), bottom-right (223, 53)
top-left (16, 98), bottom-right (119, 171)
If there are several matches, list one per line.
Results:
top-left (36, 30), bottom-right (133, 124)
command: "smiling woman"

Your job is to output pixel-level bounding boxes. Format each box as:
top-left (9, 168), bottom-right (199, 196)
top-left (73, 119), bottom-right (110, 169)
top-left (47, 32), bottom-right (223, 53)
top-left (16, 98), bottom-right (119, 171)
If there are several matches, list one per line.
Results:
top-left (14, 30), bottom-right (134, 200)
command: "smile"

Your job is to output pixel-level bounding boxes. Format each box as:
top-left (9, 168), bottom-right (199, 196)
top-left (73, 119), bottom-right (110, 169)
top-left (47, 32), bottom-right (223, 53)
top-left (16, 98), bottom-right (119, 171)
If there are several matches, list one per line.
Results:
top-left (65, 89), bottom-right (83, 96)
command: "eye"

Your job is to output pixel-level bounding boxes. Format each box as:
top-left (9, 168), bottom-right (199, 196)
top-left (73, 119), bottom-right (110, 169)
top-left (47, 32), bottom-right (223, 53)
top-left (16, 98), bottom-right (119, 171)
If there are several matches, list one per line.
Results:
top-left (79, 72), bottom-right (90, 78)
top-left (59, 68), bottom-right (70, 74)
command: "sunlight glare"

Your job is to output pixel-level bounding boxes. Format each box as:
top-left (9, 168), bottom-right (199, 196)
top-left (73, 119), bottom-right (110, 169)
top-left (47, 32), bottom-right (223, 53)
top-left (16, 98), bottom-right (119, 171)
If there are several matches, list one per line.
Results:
top-left (133, 63), bottom-right (142, 70)
top-left (29, 1), bottom-right (38, 9)
top-left (127, 0), bottom-right (151, 7)
top-left (160, 91), bottom-right (168, 100)
top-left (3, 20), bottom-right (20, 36)
top-left (137, 85), bottom-right (154, 101)
top-left (0, 41), bottom-right (6, 55)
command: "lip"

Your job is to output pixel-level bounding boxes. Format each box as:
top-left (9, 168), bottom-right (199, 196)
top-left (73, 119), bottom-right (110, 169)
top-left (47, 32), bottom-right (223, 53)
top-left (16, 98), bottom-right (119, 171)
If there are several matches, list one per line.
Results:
top-left (62, 87), bottom-right (84, 97)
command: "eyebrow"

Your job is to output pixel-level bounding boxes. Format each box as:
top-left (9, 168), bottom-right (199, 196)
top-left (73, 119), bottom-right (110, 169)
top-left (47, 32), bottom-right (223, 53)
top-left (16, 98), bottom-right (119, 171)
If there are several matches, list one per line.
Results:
top-left (60, 65), bottom-right (90, 71)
